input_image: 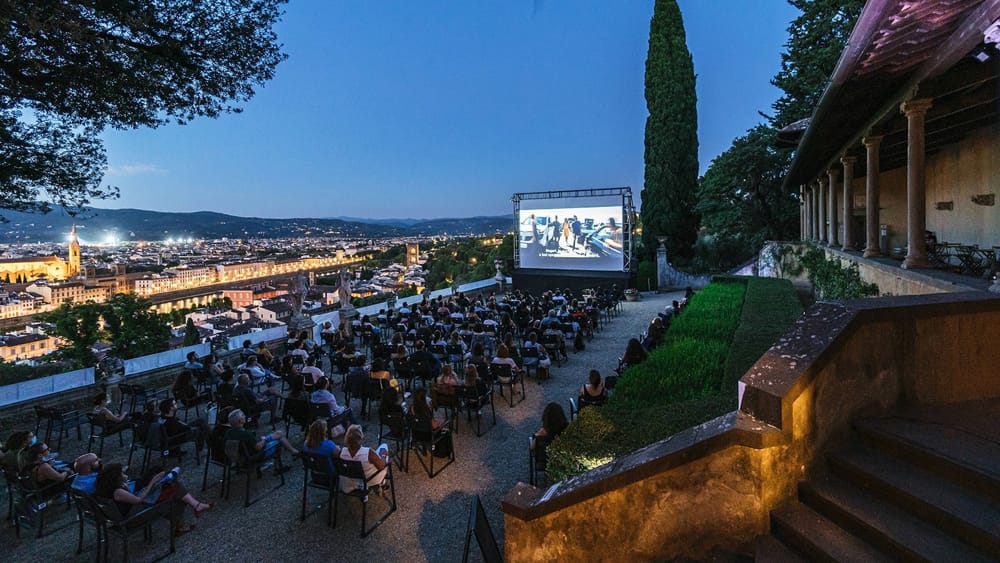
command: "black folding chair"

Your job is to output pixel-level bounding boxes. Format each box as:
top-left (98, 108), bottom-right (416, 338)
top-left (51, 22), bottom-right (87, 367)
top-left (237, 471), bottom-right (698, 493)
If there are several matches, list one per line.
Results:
top-left (331, 456), bottom-right (396, 537)
top-left (92, 492), bottom-right (175, 562)
top-left (299, 452), bottom-right (337, 527)
top-left (406, 413), bottom-right (454, 478)
top-left (458, 382), bottom-right (496, 437)
top-left (489, 363), bottom-right (524, 408)
top-left (223, 440), bottom-right (287, 508)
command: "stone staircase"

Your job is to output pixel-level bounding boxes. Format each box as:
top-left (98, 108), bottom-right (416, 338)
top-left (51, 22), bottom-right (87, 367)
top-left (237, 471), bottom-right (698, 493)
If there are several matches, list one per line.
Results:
top-left (756, 400), bottom-right (1000, 561)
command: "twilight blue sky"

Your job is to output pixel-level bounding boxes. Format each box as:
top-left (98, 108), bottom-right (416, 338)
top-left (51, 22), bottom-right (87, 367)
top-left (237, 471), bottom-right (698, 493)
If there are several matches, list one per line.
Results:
top-left (101, 1), bottom-right (798, 220)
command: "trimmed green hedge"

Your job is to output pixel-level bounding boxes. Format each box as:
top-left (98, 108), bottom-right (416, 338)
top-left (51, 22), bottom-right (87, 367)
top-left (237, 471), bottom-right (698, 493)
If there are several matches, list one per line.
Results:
top-left (721, 277), bottom-right (802, 392)
top-left (614, 281), bottom-right (746, 410)
top-left (547, 276), bottom-right (802, 482)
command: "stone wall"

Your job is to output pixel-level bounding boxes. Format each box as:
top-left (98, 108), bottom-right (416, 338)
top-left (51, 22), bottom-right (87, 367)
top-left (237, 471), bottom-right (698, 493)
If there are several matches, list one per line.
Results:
top-left (502, 292), bottom-right (1000, 561)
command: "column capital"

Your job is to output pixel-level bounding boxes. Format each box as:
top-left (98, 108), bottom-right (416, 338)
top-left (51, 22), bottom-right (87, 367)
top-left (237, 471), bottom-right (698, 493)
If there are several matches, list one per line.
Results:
top-left (900, 97), bottom-right (933, 116)
top-left (862, 134), bottom-right (883, 147)
top-left (840, 155), bottom-right (857, 165)
top-left (817, 177), bottom-right (828, 187)
top-left (827, 166), bottom-right (841, 179)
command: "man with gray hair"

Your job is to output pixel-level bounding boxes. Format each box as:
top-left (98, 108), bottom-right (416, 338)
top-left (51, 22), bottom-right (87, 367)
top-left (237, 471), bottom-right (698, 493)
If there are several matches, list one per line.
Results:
top-left (223, 409), bottom-right (298, 464)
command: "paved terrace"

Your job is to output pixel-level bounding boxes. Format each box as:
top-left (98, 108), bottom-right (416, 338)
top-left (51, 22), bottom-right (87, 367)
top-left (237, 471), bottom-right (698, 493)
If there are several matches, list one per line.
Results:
top-left (4, 291), bottom-right (680, 562)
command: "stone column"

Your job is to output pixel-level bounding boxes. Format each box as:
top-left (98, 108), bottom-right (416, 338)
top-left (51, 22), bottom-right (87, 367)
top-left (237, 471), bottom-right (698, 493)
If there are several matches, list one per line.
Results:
top-left (827, 167), bottom-right (840, 247)
top-left (841, 155), bottom-right (857, 251)
top-left (805, 186), bottom-right (813, 240)
top-left (900, 98), bottom-right (933, 269)
top-left (800, 185), bottom-right (807, 240)
top-left (812, 183), bottom-right (820, 240)
top-left (862, 135), bottom-right (883, 257)
top-left (818, 178), bottom-right (828, 244)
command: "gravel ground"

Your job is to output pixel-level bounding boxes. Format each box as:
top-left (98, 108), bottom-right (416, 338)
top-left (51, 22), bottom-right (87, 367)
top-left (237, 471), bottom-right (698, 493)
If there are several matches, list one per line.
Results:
top-left (4, 290), bottom-right (682, 562)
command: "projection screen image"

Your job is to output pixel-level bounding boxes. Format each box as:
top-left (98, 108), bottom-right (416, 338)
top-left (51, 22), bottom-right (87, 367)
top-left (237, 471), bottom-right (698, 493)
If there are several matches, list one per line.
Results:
top-left (517, 204), bottom-right (624, 271)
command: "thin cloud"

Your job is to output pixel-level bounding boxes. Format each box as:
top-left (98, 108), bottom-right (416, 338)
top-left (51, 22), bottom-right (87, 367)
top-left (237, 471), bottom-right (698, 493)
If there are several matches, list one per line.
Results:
top-left (105, 163), bottom-right (167, 177)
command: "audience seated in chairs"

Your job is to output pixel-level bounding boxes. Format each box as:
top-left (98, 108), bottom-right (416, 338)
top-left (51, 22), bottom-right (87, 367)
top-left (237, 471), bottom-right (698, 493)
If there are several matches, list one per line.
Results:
top-left (529, 402), bottom-right (568, 486)
top-left (93, 462), bottom-right (213, 537)
top-left (578, 370), bottom-right (608, 407)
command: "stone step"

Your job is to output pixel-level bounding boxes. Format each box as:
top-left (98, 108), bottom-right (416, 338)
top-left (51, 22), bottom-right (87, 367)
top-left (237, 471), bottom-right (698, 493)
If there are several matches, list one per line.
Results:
top-left (829, 445), bottom-right (1000, 555)
top-left (769, 501), bottom-right (891, 563)
top-left (800, 475), bottom-right (995, 562)
top-left (752, 533), bottom-right (809, 563)
top-left (855, 416), bottom-right (1000, 502)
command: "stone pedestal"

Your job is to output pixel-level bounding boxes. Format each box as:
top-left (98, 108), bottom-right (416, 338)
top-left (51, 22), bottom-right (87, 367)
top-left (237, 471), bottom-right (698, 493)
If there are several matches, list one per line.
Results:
top-left (287, 312), bottom-right (316, 335)
top-left (339, 307), bottom-right (358, 337)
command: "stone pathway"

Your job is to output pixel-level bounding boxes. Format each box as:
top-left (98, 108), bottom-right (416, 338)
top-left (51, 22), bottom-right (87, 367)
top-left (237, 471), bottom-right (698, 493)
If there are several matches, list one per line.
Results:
top-left (4, 291), bottom-right (681, 562)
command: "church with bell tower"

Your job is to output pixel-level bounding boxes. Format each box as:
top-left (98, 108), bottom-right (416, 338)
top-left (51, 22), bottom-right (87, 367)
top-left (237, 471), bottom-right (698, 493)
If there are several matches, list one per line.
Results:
top-left (0, 226), bottom-right (83, 283)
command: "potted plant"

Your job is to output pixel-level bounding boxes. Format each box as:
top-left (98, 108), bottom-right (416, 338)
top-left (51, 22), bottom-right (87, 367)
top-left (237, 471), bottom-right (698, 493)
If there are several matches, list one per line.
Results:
top-left (624, 288), bottom-right (640, 302)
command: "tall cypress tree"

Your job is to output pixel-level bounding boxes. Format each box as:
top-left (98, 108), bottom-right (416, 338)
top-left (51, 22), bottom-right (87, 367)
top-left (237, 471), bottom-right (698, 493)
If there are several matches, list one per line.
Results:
top-left (642, 0), bottom-right (699, 262)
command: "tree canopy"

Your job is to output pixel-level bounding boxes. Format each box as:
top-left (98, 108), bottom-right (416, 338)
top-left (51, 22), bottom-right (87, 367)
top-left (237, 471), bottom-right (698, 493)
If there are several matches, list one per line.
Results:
top-left (768, 0), bottom-right (865, 128)
top-left (0, 0), bottom-right (288, 219)
top-left (641, 0), bottom-right (699, 263)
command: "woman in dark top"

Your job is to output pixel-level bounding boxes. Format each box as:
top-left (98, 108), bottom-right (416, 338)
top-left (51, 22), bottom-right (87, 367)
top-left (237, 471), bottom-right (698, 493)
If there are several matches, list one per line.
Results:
top-left (530, 402), bottom-right (568, 471)
top-left (622, 337), bottom-right (648, 370)
top-left (579, 369), bottom-right (608, 406)
top-left (378, 386), bottom-right (405, 438)
top-left (93, 462), bottom-right (212, 535)
top-left (92, 392), bottom-right (134, 435)
top-left (173, 370), bottom-right (211, 406)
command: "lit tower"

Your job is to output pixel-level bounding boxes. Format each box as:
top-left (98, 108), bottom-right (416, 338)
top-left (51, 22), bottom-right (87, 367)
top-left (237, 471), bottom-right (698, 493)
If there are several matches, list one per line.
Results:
top-left (67, 225), bottom-right (81, 277)
top-left (406, 243), bottom-right (419, 266)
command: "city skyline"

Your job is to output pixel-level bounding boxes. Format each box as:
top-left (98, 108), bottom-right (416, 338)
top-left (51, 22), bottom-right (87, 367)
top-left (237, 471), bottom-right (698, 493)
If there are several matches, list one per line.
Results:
top-left (100, 1), bottom-right (796, 220)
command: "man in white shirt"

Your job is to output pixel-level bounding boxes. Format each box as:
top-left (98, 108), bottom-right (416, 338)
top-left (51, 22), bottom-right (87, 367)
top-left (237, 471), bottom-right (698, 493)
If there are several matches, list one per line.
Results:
top-left (300, 357), bottom-right (324, 387)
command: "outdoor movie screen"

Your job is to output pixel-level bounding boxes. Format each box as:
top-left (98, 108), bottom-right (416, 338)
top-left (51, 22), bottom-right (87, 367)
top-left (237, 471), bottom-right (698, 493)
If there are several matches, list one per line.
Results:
top-left (517, 204), bottom-right (625, 271)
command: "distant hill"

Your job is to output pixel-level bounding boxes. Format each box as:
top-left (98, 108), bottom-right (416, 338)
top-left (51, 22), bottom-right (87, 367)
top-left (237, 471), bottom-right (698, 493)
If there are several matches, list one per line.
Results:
top-left (0, 207), bottom-right (511, 243)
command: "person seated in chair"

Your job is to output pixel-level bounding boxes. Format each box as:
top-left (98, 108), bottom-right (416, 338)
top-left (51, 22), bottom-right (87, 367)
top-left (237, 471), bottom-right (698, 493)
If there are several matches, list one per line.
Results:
top-left (70, 453), bottom-right (102, 494)
top-left (1, 430), bottom-right (33, 474)
top-left (92, 392), bottom-right (134, 435)
top-left (622, 338), bottom-right (649, 370)
top-left (172, 370), bottom-right (211, 407)
top-left (578, 370), bottom-right (608, 407)
top-left (300, 356), bottom-right (325, 388)
top-left (530, 402), bottom-right (568, 470)
top-left (490, 344), bottom-right (523, 385)
top-left (407, 388), bottom-right (443, 431)
top-left (302, 419), bottom-right (340, 479)
top-left (338, 425), bottom-right (389, 493)
top-left (239, 339), bottom-right (257, 362)
top-left (93, 462), bottom-right (213, 537)
top-left (160, 398), bottom-right (207, 457)
top-left (236, 355), bottom-right (278, 388)
top-left (407, 339), bottom-right (441, 374)
top-left (223, 409), bottom-right (298, 463)
top-left (310, 377), bottom-right (355, 431)
top-left (22, 441), bottom-right (71, 492)
top-left (437, 364), bottom-right (460, 386)
top-left (183, 351), bottom-right (204, 372)
top-left (233, 374), bottom-right (277, 420)
top-left (370, 357), bottom-right (391, 381)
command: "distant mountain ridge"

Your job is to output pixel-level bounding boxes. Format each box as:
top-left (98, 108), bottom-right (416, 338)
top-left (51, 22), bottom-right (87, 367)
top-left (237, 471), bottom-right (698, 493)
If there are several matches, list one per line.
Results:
top-left (0, 207), bottom-right (510, 243)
